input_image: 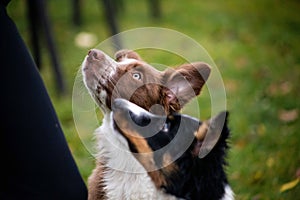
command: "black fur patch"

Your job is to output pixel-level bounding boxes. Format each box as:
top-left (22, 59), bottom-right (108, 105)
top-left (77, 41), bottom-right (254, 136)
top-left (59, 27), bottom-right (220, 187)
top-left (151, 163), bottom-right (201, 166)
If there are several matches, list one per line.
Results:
top-left (112, 99), bottom-right (231, 200)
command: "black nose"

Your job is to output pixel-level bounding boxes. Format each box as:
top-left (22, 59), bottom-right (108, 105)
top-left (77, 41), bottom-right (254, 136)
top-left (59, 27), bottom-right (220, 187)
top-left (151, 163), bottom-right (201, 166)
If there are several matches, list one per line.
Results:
top-left (88, 49), bottom-right (105, 60)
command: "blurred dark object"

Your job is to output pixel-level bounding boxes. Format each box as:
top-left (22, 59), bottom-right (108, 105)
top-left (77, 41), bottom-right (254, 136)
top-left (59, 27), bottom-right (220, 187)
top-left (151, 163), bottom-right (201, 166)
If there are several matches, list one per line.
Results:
top-left (71, 0), bottom-right (162, 50)
top-left (148, 0), bottom-right (161, 19)
top-left (1, 1), bottom-right (88, 198)
top-left (101, 0), bottom-right (122, 50)
top-left (72, 0), bottom-right (81, 26)
top-left (1, 0), bottom-right (10, 6)
top-left (72, 0), bottom-right (124, 50)
top-left (26, 0), bottom-right (65, 95)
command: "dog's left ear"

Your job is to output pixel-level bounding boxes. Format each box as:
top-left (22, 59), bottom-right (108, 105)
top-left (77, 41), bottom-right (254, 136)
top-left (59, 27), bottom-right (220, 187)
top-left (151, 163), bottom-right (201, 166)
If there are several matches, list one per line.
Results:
top-left (163, 62), bottom-right (211, 112)
top-left (115, 49), bottom-right (143, 62)
top-left (192, 111), bottom-right (228, 158)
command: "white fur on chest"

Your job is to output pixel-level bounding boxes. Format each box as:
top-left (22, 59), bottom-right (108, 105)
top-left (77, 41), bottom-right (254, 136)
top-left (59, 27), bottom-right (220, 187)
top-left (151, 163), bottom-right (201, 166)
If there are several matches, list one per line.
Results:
top-left (93, 113), bottom-right (178, 200)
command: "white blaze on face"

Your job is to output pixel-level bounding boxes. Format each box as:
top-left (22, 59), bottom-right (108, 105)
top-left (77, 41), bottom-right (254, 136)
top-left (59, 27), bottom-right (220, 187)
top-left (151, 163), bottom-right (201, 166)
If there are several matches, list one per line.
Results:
top-left (118, 58), bottom-right (137, 66)
top-left (118, 98), bottom-right (152, 117)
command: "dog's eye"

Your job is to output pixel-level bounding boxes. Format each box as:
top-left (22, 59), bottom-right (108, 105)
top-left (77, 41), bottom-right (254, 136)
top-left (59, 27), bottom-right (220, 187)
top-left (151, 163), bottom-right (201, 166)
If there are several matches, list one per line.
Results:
top-left (132, 72), bottom-right (141, 80)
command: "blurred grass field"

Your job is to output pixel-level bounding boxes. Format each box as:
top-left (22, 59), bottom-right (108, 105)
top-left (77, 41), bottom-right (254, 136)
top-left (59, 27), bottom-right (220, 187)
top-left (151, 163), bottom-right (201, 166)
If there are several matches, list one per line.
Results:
top-left (7, 0), bottom-right (300, 199)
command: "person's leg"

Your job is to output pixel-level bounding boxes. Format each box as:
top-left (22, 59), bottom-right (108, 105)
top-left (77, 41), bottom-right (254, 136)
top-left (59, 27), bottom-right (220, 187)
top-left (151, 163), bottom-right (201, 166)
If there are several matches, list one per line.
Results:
top-left (0, 3), bottom-right (87, 200)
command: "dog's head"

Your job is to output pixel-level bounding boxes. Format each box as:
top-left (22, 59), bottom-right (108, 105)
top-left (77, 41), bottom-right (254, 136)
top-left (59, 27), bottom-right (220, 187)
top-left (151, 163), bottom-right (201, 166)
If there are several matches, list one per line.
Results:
top-left (111, 98), bottom-right (230, 197)
top-left (82, 49), bottom-right (211, 114)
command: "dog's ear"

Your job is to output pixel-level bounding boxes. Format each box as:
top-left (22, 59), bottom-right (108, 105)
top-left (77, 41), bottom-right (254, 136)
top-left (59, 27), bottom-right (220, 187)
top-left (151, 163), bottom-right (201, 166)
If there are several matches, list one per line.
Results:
top-left (163, 62), bottom-right (211, 112)
top-left (192, 111), bottom-right (228, 158)
top-left (115, 49), bottom-right (143, 62)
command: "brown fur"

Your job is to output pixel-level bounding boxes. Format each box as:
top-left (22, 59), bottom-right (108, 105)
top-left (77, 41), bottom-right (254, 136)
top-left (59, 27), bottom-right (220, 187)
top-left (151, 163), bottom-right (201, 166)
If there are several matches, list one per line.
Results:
top-left (88, 162), bottom-right (108, 200)
top-left (82, 49), bottom-right (211, 198)
top-left (83, 49), bottom-right (211, 115)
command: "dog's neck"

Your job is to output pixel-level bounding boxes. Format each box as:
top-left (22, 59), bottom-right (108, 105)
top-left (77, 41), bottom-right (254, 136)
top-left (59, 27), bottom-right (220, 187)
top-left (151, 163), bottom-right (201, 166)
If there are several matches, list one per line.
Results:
top-left (93, 113), bottom-right (179, 200)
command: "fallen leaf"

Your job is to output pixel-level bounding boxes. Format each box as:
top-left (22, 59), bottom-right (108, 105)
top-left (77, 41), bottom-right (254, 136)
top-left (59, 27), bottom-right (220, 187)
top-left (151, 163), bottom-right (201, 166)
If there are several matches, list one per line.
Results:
top-left (235, 139), bottom-right (246, 149)
top-left (252, 170), bottom-right (264, 183)
top-left (280, 81), bottom-right (292, 95)
top-left (268, 81), bottom-right (292, 96)
top-left (280, 178), bottom-right (299, 193)
top-left (278, 109), bottom-right (298, 123)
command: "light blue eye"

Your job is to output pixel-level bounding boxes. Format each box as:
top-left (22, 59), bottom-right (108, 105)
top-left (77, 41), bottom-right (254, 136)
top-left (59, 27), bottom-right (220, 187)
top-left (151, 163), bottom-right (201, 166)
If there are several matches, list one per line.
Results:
top-left (132, 72), bottom-right (141, 80)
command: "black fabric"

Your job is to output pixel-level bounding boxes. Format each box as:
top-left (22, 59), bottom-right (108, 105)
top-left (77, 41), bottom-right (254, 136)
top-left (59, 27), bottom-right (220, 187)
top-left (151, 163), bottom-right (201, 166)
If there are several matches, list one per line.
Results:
top-left (0, 3), bottom-right (87, 200)
top-left (0, 0), bottom-right (10, 6)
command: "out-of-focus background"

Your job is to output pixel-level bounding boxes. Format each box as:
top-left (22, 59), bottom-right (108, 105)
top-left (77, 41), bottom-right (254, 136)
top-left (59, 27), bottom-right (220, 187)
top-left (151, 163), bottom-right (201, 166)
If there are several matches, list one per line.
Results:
top-left (7, 0), bottom-right (300, 199)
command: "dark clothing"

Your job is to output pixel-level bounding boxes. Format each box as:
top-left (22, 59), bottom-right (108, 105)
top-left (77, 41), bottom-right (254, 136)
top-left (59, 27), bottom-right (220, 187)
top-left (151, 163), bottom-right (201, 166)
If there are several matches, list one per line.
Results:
top-left (0, 2), bottom-right (88, 199)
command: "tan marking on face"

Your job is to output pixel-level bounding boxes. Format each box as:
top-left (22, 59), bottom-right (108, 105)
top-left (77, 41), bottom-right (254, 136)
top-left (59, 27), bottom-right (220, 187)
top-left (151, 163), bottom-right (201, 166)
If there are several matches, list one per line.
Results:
top-left (126, 132), bottom-right (152, 153)
top-left (161, 153), bottom-right (178, 176)
top-left (194, 121), bottom-right (209, 140)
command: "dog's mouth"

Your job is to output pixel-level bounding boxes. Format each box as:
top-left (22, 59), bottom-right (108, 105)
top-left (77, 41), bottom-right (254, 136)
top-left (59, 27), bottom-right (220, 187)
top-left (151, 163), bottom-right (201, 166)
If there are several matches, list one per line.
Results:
top-left (82, 49), bottom-right (117, 85)
top-left (82, 49), bottom-right (117, 111)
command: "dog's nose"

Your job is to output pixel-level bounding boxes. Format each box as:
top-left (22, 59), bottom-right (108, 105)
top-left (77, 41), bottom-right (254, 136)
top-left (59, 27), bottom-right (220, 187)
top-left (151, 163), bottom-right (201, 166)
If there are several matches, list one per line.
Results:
top-left (88, 49), bottom-right (105, 60)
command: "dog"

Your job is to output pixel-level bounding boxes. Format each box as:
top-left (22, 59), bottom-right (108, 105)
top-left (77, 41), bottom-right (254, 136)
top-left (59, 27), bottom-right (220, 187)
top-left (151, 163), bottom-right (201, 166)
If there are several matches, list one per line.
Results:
top-left (81, 49), bottom-right (217, 199)
top-left (111, 98), bottom-right (234, 200)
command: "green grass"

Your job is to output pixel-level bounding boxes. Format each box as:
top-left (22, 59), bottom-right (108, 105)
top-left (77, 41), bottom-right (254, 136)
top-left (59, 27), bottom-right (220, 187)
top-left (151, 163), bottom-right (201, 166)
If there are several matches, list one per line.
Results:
top-left (7, 0), bottom-right (300, 199)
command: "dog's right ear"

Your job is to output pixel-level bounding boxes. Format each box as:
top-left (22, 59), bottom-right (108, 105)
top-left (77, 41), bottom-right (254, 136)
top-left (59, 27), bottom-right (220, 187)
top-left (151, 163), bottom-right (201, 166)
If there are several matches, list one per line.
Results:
top-left (115, 49), bottom-right (143, 62)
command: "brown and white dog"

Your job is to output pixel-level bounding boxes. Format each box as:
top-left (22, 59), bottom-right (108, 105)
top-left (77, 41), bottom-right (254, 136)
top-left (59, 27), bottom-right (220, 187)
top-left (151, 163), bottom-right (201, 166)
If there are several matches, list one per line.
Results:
top-left (81, 49), bottom-right (233, 199)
